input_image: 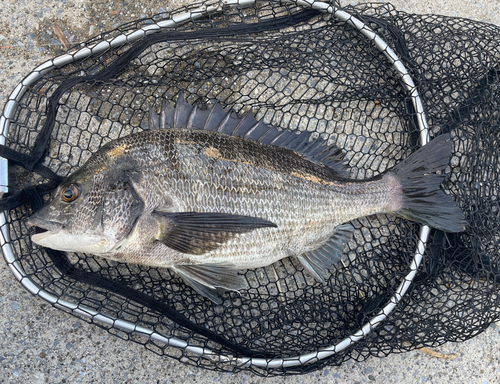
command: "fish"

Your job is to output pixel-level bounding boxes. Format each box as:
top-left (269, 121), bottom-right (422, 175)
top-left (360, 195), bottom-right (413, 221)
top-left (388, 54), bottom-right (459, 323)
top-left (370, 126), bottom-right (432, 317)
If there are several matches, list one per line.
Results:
top-left (27, 92), bottom-right (466, 303)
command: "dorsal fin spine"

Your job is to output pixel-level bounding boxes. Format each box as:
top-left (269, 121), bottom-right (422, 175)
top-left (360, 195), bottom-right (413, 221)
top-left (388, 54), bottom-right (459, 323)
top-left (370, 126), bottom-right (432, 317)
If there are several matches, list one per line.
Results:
top-left (203, 103), bottom-right (217, 130)
top-left (150, 93), bottom-right (347, 176)
top-left (244, 121), bottom-right (263, 140)
top-left (149, 107), bottom-right (159, 129)
top-left (217, 111), bottom-right (232, 133)
top-left (173, 93), bottom-right (183, 128)
top-left (160, 99), bottom-right (174, 128)
top-left (268, 130), bottom-right (288, 145)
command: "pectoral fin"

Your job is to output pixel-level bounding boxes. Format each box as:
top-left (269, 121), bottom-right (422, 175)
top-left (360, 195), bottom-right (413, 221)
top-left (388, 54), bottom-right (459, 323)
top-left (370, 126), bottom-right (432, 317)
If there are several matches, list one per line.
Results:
top-left (172, 264), bottom-right (247, 304)
top-left (154, 211), bottom-right (277, 255)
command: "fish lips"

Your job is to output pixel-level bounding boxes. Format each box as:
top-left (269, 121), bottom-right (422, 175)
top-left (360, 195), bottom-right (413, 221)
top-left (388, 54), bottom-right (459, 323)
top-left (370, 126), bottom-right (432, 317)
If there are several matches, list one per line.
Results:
top-left (27, 215), bottom-right (114, 254)
top-left (27, 215), bottom-right (64, 246)
top-left (27, 216), bottom-right (63, 233)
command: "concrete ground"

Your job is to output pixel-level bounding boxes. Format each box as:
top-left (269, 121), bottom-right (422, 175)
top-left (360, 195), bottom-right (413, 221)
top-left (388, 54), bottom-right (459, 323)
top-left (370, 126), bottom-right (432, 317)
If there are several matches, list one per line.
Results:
top-left (1, 0), bottom-right (499, 383)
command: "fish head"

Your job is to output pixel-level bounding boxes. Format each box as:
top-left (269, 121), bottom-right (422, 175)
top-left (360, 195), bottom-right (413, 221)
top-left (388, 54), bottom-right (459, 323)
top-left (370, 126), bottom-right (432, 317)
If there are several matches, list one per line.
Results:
top-left (28, 168), bottom-right (143, 255)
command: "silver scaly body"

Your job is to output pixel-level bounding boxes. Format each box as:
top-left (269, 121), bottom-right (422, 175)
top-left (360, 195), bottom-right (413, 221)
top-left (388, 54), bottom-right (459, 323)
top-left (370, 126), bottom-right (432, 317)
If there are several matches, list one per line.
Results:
top-left (28, 93), bottom-right (466, 303)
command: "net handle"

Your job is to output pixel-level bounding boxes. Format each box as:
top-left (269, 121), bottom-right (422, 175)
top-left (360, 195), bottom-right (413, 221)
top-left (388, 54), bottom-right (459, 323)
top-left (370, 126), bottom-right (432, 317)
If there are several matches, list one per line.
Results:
top-left (0, 0), bottom-right (431, 369)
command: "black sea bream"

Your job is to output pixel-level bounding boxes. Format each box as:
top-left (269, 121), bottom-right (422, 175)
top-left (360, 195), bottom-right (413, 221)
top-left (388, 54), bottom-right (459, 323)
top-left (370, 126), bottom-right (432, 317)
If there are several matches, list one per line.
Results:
top-left (28, 93), bottom-right (466, 302)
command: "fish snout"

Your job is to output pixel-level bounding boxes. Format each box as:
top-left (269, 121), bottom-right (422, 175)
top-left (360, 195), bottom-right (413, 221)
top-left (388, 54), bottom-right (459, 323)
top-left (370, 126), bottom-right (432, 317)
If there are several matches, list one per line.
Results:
top-left (27, 215), bottom-right (63, 232)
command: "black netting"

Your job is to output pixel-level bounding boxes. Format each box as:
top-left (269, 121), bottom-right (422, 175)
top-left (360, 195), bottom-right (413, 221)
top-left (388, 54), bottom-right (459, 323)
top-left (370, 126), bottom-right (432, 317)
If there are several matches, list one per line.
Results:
top-left (1, 0), bottom-right (499, 376)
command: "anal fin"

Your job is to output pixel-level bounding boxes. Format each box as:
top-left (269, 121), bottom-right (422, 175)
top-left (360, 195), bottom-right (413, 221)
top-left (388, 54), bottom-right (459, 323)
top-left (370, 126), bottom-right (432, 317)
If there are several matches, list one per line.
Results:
top-left (297, 224), bottom-right (354, 281)
top-left (172, 264), bottom-right (247, 304)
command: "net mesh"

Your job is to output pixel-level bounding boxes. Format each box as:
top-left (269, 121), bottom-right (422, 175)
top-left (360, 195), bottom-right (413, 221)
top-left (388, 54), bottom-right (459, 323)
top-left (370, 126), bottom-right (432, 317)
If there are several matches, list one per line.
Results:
top-left (1, 0), bottom-right (500, 376)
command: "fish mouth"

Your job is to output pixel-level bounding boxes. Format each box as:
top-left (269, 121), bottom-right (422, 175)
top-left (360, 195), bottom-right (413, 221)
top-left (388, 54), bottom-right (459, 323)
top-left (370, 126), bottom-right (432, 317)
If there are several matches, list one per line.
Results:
top-left (28, 215), bottom-right (112, 254)
top-left (27, 216), bottom-right (64, 245)
top-left (27, 216), bottom-right (63, 233)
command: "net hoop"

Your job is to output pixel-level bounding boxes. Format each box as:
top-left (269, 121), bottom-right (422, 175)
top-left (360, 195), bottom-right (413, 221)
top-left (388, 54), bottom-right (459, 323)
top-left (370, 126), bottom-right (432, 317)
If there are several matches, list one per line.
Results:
top-left (0, 0), bottom-right (431, 369)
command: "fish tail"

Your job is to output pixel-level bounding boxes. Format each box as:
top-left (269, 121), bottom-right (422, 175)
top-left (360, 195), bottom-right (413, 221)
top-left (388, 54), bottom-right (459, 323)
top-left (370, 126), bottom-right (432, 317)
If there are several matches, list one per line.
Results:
top-left (388, 134), bottom-right (466, 232)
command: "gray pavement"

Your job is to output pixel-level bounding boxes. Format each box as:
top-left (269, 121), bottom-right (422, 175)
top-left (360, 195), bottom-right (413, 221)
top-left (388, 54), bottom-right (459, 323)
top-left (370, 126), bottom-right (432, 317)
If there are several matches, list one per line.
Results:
top-left (1, 0), bottom-right (499, 383)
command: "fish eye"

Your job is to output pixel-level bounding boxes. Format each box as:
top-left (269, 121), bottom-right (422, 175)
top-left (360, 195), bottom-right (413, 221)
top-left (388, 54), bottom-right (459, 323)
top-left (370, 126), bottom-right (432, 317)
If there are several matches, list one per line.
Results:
top-left (61, 184), bottom-right (80, 203)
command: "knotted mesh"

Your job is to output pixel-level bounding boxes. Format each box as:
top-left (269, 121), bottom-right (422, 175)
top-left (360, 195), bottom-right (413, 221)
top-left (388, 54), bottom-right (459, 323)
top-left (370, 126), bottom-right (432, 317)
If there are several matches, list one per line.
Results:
top-left (1, 0), bottom-right (499, 376)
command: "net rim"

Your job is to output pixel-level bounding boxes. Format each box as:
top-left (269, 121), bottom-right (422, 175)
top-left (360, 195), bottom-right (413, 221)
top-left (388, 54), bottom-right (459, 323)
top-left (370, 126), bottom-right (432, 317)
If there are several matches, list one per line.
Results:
top-left (0, 0), bottom-right (431, 369)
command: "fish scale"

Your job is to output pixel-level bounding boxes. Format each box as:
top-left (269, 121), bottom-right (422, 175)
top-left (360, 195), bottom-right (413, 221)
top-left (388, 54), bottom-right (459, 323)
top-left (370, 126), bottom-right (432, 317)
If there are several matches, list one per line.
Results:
top-left (117, 129), bottom-right (339, 268)
top-left (28, 95), bottom-right (466, 303)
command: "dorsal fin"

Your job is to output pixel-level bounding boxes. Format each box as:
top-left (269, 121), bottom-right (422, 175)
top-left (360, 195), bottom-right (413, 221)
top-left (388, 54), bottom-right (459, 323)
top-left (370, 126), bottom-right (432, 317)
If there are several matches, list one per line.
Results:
top-left (149, 92), bottom-right (347, 176)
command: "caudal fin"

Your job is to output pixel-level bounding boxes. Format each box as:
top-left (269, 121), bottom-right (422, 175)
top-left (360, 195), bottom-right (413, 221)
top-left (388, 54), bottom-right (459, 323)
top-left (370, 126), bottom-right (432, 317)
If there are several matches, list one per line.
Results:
top-left (390, 134), bottom-right (466, 232)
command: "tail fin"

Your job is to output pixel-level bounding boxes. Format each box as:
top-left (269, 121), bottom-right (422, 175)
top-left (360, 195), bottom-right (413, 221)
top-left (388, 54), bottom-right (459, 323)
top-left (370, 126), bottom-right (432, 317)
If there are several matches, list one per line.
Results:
top-left (390, 134), bottom-right (466, 232)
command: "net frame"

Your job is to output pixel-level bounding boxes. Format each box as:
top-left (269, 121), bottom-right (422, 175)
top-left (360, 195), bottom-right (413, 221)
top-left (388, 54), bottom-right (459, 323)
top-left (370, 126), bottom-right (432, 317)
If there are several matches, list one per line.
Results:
top-left (11, 0), bottom-right (499, 376)
top-left (0, 0), bottom-right (434, 370)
